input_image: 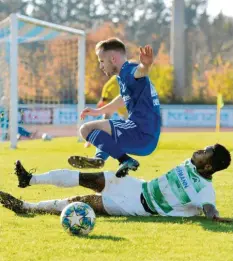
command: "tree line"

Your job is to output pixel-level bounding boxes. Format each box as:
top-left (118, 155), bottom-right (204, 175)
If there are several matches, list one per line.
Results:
top-left (0, 0), bottom-right (233, 103)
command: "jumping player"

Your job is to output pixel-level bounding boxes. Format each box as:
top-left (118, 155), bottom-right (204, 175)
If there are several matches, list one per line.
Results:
top-left (69, 38), bottom-right (161, 177)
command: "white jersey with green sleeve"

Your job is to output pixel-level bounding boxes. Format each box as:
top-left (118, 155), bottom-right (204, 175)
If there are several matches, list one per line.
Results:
top-left (142, 159), bottom-right (216, 217)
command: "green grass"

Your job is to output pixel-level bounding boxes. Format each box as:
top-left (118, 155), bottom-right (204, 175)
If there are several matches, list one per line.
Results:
top-left (0, 132), bottom-right (233, 261)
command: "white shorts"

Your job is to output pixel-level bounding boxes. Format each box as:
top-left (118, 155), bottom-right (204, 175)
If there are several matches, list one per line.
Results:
top-left (101, 171), bottom-right (152, 216)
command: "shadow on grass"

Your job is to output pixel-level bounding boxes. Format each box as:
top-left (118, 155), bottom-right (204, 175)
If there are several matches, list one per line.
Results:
top-left (14, 213), bottom-right (127, 241)
top-left (72, 234), bottom-right (127, 241)
top-left (102, 215), bottom-right (233, 233)
top-left (15, 212), bottom-right (233, 233)
top-left (16, 212), bottom-right (37, 218)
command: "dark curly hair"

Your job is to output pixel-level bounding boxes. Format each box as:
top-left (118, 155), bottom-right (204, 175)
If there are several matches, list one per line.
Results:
top-left (210, 144), bottom-right (231, 173)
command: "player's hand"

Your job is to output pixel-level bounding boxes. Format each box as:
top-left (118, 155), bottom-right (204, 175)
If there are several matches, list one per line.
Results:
top-left (213, 216), bottom-right (233, 223)
top-left (84, 142), bottom-right (91, 148)
top-left (97, 100), bottom-right (107, 109)
top-left (139, 45), bottom-right (154, 67)
top-left (80, 107), bottom-right (101, 120)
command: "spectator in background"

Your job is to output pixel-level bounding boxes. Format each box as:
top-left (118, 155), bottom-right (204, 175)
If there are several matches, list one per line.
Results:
top-left (97, 75), bottom-right (128, 120)
top-left (0, 113), bottom-right (36, 141)
top-left (0, 96), bottom-right (36, 141)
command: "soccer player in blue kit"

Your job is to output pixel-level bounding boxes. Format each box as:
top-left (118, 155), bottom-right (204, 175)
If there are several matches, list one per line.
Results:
top-left (68, 38), bottom-right (161, 178)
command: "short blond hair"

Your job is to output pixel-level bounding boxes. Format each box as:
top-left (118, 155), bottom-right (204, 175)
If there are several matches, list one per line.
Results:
top-left (95, 38), bottom-right (126, 54)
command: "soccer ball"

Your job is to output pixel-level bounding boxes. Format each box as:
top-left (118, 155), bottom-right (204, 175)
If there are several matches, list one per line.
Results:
top-left (41, 133), bottom-right (52, 141)
top-left (60, 202), bottom-right (96, 236)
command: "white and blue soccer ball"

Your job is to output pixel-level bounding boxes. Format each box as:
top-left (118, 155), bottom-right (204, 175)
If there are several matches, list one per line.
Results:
top-left (60, 202), bottom-right (96, 236)
top-left (41, 133), bottom-right (52, 141)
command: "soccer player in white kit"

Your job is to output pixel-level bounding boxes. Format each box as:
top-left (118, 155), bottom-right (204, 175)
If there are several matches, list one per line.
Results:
top-left (0, 144), bottom-right (231, 222)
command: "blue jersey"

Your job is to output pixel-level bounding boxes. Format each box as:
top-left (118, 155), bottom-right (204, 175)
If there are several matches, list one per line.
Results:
top-left (117, 61), bottom-right (161, 136)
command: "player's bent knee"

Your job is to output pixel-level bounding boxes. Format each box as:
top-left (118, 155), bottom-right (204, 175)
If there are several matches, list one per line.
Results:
top-left (68, 195), bottom-right (82, 203)
top-left (68, 195), bottom-right (106, 214)
top-left (79, 123), bottom-right (90, 140)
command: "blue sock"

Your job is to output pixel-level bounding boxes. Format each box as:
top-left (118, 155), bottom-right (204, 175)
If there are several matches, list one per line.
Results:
top-left (87, 129), bottom-right (124, 159)
top-left (95, 148), bottom-right (110, 161)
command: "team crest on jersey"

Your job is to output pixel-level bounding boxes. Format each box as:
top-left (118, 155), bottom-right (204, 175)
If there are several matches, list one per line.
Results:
top-left (191, 176), bottom-right (200, 183)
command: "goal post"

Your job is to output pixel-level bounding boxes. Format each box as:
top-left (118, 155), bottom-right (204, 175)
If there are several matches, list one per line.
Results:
top-left (0, 13), bottom-right (86, 148)
top-left (10, 14), bottom-right (19, 149)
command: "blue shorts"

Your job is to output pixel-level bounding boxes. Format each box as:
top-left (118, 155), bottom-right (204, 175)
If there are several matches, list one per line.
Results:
top-left (109, 119), bottom-right (160, 156)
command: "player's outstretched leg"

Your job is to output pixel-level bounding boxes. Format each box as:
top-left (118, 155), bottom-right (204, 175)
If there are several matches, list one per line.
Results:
top-left (0, 190), bottom-right (66, 215)
top-left (14, 160), bottom-right (81, 188)
top-left (0, 191), bottom-right (26, 214)
top-left (14, 160), bottom-right (33, 188)
top-left (0, 191), bottom-right (107, 215)
top-left (68, 156), bottom-right (105, 169)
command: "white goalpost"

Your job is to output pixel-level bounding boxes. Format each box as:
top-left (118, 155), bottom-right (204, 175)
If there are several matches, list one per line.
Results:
top-left (0, 13), bottom-right (86, 148)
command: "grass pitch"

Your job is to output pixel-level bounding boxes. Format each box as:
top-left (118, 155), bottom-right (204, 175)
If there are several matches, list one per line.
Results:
top-left (0, 132), bottom-right (233, 261)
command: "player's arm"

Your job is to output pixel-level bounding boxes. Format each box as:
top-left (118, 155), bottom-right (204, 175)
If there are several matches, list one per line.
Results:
top-left (98, 95), bottom-right (124, 115)
top-left (97, 98), bottom-right (112, 119)
top-left (80, 96), bottom-right (123, 119)
top-left (203, 204), bottom-right (232, 223)
top-left (134, 45), bottom-right (154, 79)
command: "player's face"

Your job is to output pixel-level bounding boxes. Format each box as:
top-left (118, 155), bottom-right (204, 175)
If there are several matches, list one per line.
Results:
top-left (191, 146), bottom-right (214, 170)
top-left (96, 49), bottom-right (117, 77)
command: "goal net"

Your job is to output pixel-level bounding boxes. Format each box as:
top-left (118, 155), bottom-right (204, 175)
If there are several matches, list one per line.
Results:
top-left (0, 14), bottom-right (86, 148)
